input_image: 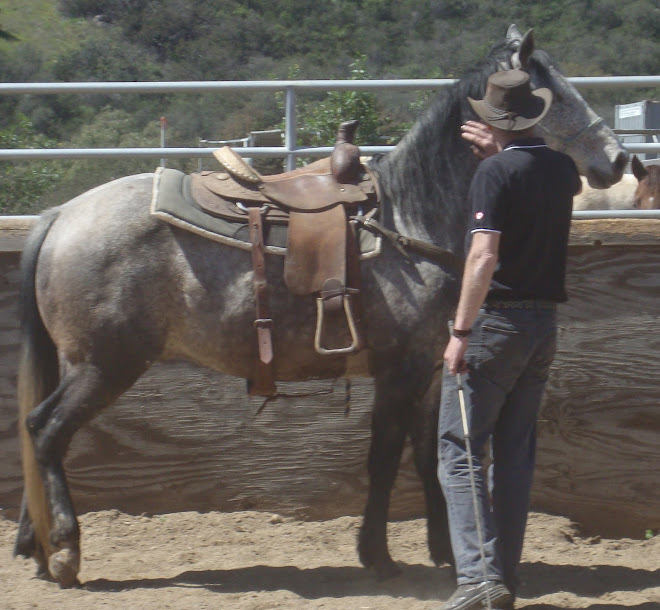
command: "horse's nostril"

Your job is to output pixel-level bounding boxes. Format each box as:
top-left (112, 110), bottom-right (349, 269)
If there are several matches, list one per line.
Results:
top-left (613, 151), bottom-right (629, 175)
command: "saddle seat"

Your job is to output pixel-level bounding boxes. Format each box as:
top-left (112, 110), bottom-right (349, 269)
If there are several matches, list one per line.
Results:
top-left (189, 121), bottom-right (379, 397)
top-left (201, 145), bottom-right (373, 213)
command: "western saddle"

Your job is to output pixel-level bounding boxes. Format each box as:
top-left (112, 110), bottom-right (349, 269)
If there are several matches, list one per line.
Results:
top-left (190, 120), bottom-right (379, 396)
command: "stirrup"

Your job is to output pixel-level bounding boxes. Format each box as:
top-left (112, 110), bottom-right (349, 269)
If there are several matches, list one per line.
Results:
top-left (314, 291), bottom-right (362, 355)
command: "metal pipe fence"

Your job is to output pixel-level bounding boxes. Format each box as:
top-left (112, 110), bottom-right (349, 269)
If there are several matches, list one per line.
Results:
top-left (2, 76), bottom-right (660, 219)
top-left (2, 76), bottom-right (660, 164)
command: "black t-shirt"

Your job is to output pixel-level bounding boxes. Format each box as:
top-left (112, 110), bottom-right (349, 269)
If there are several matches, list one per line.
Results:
top-left (467, 137), bottom-right (581, 302)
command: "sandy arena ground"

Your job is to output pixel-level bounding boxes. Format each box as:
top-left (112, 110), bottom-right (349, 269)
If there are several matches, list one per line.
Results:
top-left (1, 509), bottom-right (659, 609)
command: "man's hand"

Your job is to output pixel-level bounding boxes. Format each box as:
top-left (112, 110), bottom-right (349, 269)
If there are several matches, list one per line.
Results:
top-left (461, 121), bottom-right (501, 159)
top-left (443, 335), bottom-right (469, 376)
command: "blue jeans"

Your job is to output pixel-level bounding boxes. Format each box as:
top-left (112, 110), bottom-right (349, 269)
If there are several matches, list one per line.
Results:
top-left (437, 304), bottom-right (557, 595)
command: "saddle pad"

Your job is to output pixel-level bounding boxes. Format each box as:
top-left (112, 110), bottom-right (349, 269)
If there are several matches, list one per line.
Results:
top-left (150, 167), bottom-right (381, 257)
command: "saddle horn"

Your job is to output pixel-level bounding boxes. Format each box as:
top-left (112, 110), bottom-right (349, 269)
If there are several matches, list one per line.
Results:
top-left (331, 120), bottom-right (361, 184)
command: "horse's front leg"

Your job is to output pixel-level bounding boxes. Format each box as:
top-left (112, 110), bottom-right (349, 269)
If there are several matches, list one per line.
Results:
top-left (358, 367), bottom-right (414, 579)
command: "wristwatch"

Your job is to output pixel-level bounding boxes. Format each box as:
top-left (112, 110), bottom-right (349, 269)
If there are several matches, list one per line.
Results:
top-left (452, 328), bottom-right (471, 338)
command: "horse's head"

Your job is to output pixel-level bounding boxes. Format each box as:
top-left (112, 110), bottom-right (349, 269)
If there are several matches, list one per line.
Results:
top-left (502, 25), bottom-right (629, 189)
top-left (631, 155), bottom-right (660, 209)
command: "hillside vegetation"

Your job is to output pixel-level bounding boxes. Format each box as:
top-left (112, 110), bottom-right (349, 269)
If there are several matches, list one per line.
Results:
top-left (1, 0), bottom-right (659, 213)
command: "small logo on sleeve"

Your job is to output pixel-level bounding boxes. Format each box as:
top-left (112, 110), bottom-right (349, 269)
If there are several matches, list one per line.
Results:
top-left (475, 212), bottom-right (484, 220)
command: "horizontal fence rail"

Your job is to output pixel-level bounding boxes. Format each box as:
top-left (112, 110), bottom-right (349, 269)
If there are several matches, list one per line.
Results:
top-left (2, 143), bottom-right (660, 160)
top-left (2, 75), bottom-right (660, 94)
top-left (2, 76), bottom-right (660, 162)
top-left (2, 77), bottom-right (660, 219)
top-left (0, 145), bottom-right (396, 160)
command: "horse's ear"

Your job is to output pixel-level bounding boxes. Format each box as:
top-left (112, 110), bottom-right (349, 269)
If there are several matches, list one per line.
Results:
top-left (506, 24), bottom-right (523, 42)
top-left (631, 155), bottom-right (648, 182)
top-left (518, 29), bottom-right (535, 68)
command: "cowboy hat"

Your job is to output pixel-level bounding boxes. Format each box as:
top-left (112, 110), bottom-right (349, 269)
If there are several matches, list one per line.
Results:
top-left (468, 69), bottom-right (552, 131)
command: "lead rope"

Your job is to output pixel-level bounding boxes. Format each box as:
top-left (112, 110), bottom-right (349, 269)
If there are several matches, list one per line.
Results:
top-left (457, 373), bottom-right (493, 610)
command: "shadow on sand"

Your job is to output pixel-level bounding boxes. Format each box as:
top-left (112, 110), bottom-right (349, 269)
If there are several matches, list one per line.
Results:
top-left (83, 560), bottom-right (659, 607)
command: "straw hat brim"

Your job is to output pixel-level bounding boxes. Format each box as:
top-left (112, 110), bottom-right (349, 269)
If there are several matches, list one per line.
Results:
top-left (468, 87), bottom-right (552, 131)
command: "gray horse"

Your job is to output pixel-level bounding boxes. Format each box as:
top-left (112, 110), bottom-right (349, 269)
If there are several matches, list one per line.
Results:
top-left (14, 25), bottom-right (627, 587)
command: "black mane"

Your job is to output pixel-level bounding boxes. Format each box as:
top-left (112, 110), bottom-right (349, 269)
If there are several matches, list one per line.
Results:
top-left (369, 38), bottom-right (553, 255)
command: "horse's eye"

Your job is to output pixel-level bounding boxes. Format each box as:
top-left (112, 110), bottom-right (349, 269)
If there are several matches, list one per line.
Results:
top-left (633, 199), bottom-right (641, 209)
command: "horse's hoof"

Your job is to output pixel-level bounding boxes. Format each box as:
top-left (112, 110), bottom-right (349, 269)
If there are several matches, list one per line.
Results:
top-left (360, 551), bottom-right (403, 581)
top-left (430, 547), bottom-right (454, 568)
top-left (357, 529), bottom-right (401, 580)
top-left (373, 559), bottom-right (403, 581)
top-left (48, 547), bottom-right (80, 588)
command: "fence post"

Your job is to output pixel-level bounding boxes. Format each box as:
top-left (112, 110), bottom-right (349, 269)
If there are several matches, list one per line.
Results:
top-left (160, 116), bottom-right (167, 167)
top-left (285, 87), bottom-right (297, 171)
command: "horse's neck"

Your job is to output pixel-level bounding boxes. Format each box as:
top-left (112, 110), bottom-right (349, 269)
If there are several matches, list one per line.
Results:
top-left (375, 99), bottom-right (478, 255)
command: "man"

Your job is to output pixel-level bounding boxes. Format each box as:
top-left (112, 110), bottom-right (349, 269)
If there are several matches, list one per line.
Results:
top-left (437, 69), bottom-right (582, 610)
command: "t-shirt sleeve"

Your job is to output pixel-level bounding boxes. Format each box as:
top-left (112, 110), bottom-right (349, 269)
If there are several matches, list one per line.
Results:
top-left (468, 160), bottom-right (508, 233)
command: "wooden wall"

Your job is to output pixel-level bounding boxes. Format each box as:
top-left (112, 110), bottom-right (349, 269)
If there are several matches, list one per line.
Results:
top-left (0, 217), bottom-right (658, 538)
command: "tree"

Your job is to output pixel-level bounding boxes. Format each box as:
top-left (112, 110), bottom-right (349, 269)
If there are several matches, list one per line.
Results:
top-left (0, 27), bottom-right (18, 41)
top-left (0, 115), bottom-right (60, 214)
top-left (0, 9), bottom-right (19, 42)
top-left (283, 56), bottom-right (390, 152)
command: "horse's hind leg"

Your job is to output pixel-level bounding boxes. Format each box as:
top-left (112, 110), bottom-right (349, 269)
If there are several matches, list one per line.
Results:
top-left (14, 493), bottom-right (48, 578)
top-left (26, 363), bottom-right (140, 587)
top-left (15, 381), bottom-right (69, 578)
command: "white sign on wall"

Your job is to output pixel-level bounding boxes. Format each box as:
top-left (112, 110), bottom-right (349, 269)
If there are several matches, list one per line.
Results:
top-left (618, 105), bottom-right (643, 119)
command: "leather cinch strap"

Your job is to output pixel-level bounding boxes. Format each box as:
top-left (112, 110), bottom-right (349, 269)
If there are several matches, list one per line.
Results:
top-left (247, 206), bottom-right (276, 397)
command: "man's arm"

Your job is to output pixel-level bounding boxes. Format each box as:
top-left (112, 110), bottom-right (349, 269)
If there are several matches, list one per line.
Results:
top-left (444, 230), bottom-right (500, 375)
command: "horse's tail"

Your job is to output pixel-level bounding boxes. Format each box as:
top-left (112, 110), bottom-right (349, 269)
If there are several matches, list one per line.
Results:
top-left (15, 209), bottom-right (61, 561)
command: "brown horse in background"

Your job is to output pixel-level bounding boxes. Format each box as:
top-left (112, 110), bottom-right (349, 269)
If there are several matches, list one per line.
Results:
top-left (574, 155), bottom-right (660, 210)
top-left (632, 155), bottom-right (660, 209)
